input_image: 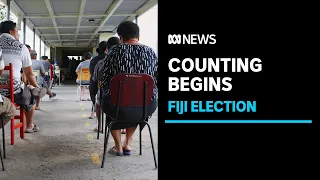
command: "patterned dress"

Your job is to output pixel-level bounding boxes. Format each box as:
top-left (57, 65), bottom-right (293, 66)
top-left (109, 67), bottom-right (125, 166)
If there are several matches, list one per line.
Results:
top-left (99, 44), bottom-right (158, 100)
top-left (99, 43), bottom-right (158, 129)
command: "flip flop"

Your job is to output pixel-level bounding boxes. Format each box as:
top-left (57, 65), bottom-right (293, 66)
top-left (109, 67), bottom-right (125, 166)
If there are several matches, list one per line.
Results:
top-left (93, 128), bottom-right (103, 133)
top-left (123, 149), bottom-right (131, 156)
top-left (108, 147), bottom-right (123, 156)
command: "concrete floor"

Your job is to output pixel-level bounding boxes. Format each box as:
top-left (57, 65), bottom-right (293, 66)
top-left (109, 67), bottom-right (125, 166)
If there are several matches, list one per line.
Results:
top-left (0, 84), bottom-right (158, 180)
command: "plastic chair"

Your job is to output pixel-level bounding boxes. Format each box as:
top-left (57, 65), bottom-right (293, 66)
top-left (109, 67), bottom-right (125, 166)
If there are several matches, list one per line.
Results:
top-left (76, 68), bottom-right (90, 102)
top-left (0, 64), bottom-right (25, 156)
top-left (100, 73), bottom-right (157, 169)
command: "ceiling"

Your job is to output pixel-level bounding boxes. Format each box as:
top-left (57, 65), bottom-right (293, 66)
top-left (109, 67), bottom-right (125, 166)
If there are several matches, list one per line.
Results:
top-left (4, 0), bottom-right (157, 47)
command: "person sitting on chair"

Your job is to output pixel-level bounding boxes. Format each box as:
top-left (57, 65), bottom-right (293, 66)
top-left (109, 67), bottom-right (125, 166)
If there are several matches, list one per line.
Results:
top-left (99, 21), bottom-right (158, 156)
top-left (75, 52), bottom-right (92, 101)
top-left (30, 50), bottom-right (56, 110)
top-left (91, 37), bottom-right (120, 131)
top-left (0, 48), bottom-right (17, 130)
top-left (0, 21), bottom-right (47, 133)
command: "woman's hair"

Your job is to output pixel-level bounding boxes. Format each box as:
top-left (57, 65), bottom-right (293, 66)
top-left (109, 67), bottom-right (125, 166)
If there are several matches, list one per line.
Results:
top-left (98, 41), bottom-right (108, 52)
top-left (96, 47), bottom-right (102, 54)
top-left (83, 52), bottom-right (92, 60)
top-left (117, 21), bottom-right (139, 41)
top-left (106, 37), bottom-right (120, 49)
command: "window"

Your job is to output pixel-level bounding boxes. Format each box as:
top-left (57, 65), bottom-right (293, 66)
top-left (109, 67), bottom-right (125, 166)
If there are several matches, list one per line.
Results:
top-left (25, 26), bottom-right (34, 49)
top-left (41, 40), bottom-right (45, 57)
top-left (35, 34), bottom-right (40, 57)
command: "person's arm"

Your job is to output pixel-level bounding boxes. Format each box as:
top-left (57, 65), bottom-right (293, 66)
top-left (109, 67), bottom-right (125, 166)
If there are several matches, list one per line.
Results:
top-left (0, 49), bottom-right (3, 76)
top-left (75, 63), bottom-right (81, 74)
top-left (21, 46), bottom-right (38, 87)
top-left (40, 63), bottom-right (46, 76)
top-left (0, 59), bottom-right (4, 76)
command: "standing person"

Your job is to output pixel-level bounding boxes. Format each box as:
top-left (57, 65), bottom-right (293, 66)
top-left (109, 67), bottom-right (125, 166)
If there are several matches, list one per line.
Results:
top-left (99, 21), bottom-right (158, 155)
top-left (0, 20), bottom-right (47, 133)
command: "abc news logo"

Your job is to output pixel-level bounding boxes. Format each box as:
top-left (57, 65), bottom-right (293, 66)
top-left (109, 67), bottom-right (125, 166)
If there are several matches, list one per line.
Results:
top-left (168, 34), bottom-right (216, 45)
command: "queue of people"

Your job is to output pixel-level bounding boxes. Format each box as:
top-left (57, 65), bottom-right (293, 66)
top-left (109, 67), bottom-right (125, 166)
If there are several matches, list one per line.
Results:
top-left (0, 20), bottom-right (158, 157)
top-left (0, 20), bottom-right (56, 133)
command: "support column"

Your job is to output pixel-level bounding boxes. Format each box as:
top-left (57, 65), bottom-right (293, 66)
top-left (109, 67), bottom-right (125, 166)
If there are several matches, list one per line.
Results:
top-left (39, 38), bottom-right (42, 57)
top-left (33, 28), bottom-right (35, 50)
top-left (6, 0), bottom-right (11, 20)
top-left (23, 18), bottom-right (26, 44)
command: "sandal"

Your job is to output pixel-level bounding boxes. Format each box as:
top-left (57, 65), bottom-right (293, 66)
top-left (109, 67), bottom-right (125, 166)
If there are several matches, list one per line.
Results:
top-left (108, 147), bottom-right (123, 156)
top-left (93, 128), bottom-right (103, 133)
top-left (123, 149), bottom-right (131, 156)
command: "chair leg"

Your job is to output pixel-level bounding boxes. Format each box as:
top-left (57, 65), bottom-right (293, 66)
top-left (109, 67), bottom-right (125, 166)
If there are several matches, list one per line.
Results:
top-left (1, 118), bottom-right (5, 159)
top-left (0, 140), bottom-right (4, 171)
top-left (146, 123), bottom-right (157, 169)
top-left (139, 124), bottom-right (142, 155)
top-left (97, 110), bottom-right (101, 139)
top-left (101, 113), bottom-right (104, 134)
top-left (10, 118), bottom-right (14, 145)
top-left (101, 121), bottom-right (111, 168)
top-left (20, 108), bottom-right (25, 139)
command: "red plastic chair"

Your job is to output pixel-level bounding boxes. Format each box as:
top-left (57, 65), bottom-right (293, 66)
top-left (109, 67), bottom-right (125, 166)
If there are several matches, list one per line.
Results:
top-left (1, 63), bottom-right (25, 159)
top-left (101, 73), bottom-right (157, 169)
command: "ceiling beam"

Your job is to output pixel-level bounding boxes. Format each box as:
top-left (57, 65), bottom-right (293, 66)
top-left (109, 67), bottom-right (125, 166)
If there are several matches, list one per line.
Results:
top-left (47, 39), bottom-right (94, 42)
top-left (10, 0), bottom-right (50, 46)
top-left (44, 0), bottom-right (61, 45)
top-left (35, 25), bottom-right (116, 29)
top-left (42, 33), bottom-right (95, 36)
top-left (114, 0), bottom-right (158, 32)
top-left (88, 0), bottom-right (123, 45)
top-left (24, 13), bottom-right (137, 19)
top-left (75, 0), bottom-right (86, 45)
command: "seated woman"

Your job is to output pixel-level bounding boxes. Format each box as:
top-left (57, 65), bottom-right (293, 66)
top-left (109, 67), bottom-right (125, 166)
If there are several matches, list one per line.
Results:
top-left (76, 52), bottom-right (92, 101)
top-left (99, 21), bottom-right (158, 156)
top-left (91, 37), bottom-right (120, 131)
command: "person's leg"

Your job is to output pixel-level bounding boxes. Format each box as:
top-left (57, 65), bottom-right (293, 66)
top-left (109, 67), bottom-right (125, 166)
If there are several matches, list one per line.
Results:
top-left (35, 96), bottom-right (40, 110)
top-left (0, 97), bottom-right (17, 129)
top-left (81, 86), bottom-right (85, 100)
top-left (123, 126), bottom-right (137, 151)
top-left (95, 103), bottom-right (102, 131)
top-left (24, 105), bottom-right (35, 130)
top-left (111, 129), bottom-right (122, 153)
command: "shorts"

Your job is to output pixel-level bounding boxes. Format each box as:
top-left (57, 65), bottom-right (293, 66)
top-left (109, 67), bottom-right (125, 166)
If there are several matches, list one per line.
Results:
top-left (43, 75), bottom-right (50, 83)
top-left (76, 79), bottom-right (90, 85)
top-left (0, 96), bottom-right (17, 128)
top-left (13, 87), bottom-right (36, 112)
top-left (101, 95), bottom-right (158, 130)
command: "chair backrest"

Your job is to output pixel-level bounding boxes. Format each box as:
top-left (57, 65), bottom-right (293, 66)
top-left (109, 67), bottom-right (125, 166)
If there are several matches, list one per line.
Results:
top-left (0, 63), bottom-right (15, 103)
top-left (33, 70), bottom-right (41, 85)
top-left (77, 68), bottom-right (90, 82)
top-left (109, 73), bottom-right (155, 108)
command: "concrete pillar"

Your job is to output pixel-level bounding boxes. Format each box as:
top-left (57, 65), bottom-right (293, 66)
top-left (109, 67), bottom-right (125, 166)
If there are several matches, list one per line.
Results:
top-left (6, 0), bottom-right (10, 20)
top-left (23, 18), bottom-right (26, 44)
top-left (33, 28), bottom-right (35, 49)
